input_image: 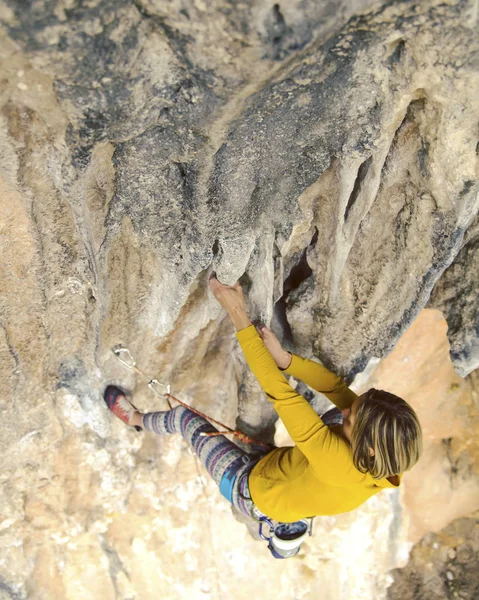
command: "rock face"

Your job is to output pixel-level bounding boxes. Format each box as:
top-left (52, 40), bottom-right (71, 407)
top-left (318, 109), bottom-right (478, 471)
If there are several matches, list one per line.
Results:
top-left (388, 512), bottom-right (479, 600)
top-left (0, 0), bottom-right (478, 598)
top-left (429, 228), bottom-right (479, 377)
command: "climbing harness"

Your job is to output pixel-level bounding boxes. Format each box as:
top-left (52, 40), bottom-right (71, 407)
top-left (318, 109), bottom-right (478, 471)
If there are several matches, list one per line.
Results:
top-left (113, 346), bottom-right (270, 449)
top-left (237, 469), bottom-right (314, 559)
top-left (258, 517), bottom-right (313, 559)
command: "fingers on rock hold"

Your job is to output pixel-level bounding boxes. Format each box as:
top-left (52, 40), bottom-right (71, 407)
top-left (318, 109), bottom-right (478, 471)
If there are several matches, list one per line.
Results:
top-left (254, 321), bottom-right (266, 335)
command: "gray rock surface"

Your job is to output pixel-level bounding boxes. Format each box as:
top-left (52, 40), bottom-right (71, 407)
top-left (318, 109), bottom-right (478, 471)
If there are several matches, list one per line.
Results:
top-left (1, 0), bottom-right (477, 394)
top-left (429, 220), bottom-right (479, 376)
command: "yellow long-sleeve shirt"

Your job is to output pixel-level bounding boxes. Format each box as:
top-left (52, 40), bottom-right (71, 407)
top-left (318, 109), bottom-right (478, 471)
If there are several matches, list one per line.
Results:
top-left (237, 325), bottom-right (399, 522)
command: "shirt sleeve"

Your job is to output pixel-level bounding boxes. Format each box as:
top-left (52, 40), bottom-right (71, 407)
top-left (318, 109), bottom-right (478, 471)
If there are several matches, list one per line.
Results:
top-left (283, 354), bottom-right (358, 410)
top-left (236, 325), bottom-right (362, 484)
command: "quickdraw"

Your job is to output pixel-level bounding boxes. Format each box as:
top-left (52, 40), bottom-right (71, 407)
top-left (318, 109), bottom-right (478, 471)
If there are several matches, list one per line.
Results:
top-left (113, 346), bottom-right (271, 449)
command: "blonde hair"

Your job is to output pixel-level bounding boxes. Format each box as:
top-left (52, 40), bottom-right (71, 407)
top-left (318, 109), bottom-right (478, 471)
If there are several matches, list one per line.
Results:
top-left (351, 388), bottom-right (423, 479)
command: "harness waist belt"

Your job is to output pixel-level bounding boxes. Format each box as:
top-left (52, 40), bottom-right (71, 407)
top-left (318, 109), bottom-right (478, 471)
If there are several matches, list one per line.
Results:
top-left (219, 465), bottom-right (238, 503)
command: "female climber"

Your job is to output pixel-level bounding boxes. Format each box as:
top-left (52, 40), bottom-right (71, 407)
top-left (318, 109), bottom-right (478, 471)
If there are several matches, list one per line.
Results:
top-left (104, 274), bottom-right (422, 554)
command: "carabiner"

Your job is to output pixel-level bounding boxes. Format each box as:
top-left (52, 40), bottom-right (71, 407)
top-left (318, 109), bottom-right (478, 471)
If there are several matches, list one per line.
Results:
top-left (258, 516), bottom-right (275, 542)
top-left (113, 347), bottom-right (136, 369)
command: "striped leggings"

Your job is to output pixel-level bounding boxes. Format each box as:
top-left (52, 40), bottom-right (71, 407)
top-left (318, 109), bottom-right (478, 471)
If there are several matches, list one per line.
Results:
top-left (143, 406), bottom-right (266, 518)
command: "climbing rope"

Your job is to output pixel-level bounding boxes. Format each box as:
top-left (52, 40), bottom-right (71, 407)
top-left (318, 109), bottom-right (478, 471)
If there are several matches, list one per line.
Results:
top-left (113, 346), bottom-right (271, 449)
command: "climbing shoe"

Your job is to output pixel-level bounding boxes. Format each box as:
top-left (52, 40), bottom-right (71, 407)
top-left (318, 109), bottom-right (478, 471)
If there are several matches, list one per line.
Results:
top-left (104, 385), bottom-right (142, 431)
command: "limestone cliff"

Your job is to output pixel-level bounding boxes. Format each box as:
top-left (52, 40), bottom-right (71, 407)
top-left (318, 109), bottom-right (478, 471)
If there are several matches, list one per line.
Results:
top-left (0, 0), bottom-right (478, 598)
